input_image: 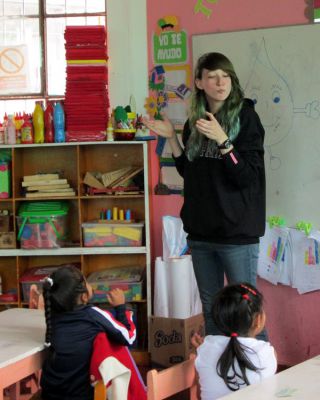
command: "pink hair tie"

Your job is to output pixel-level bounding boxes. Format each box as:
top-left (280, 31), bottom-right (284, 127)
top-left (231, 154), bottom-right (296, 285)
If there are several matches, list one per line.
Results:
top-left (240, 284), bottom-right (257, 296)
top-left (242, 294), bottom-right (250, 300)
top-left (230, 333), bottom-right (238, 337)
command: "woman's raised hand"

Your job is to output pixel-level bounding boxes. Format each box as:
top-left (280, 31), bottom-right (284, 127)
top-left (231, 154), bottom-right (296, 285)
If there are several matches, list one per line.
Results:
top-left (142, 113), bottom-right (175, 138)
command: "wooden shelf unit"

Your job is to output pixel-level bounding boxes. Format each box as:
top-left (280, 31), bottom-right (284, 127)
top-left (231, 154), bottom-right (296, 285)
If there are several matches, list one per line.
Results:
top-left (0, 141), bottom-right (151, 352)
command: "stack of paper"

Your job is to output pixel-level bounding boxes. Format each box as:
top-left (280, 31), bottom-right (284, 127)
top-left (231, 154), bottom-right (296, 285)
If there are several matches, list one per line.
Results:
top-left (64, 26), bottom-right (109, 141)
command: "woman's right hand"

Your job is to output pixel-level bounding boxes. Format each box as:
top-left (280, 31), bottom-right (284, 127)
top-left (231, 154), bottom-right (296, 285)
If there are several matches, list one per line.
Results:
top-left (142, 113), bottom-right (175, 138)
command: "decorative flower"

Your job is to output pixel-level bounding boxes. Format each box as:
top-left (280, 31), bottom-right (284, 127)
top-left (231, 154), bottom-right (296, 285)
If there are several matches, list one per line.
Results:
top-left (157, 91), bottom-right (168, 109)
top-left (144, 95), bottom-right (158, 117)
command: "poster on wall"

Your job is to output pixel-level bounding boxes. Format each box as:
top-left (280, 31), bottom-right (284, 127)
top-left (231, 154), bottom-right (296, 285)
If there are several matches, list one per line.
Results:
top-left (153, 16), bottom-right (187, 65)
top-left (146, 16), bottom-right (190, 194)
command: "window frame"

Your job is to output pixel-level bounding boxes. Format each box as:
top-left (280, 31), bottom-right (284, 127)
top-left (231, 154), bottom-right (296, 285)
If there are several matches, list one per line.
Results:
top-left (0, 0), bottom-right (106, 103)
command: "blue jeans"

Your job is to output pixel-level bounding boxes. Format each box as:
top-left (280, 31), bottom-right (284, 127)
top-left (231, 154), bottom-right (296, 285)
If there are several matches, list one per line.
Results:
top-left (188, 239), bottom-right (268, 341)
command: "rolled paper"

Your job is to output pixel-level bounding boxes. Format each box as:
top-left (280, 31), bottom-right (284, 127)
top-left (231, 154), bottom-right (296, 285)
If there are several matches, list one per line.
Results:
top-left (154, 257), bottom-right (169, 317)
top-left (167, 255), bottom-right (192, 318)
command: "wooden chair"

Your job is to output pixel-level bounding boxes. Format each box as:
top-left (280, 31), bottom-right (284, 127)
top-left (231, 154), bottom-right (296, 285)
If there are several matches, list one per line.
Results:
top-left (147, 354), bottom-right (199, 400)
top-left (94, 380), bottom-right (108, 400)
top-left (17, 285), bottom-right (45, 399)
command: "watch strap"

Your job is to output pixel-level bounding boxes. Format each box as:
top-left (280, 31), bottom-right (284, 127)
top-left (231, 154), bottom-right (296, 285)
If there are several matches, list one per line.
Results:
top-left (218, 139), bottom-right (232, 149)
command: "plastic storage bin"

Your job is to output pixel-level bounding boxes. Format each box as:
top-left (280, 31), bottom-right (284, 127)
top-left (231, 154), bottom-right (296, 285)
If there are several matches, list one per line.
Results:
top-left (19, 263), bottom-right (80, 302)
top-left (82, 221), bottom-right (144, 247)
top-left (87, 266), bottom-right (145, 303)
top-left (17, 201), bottom-right (69, 249)
top-left (20, 265), bottom-right (61, 302)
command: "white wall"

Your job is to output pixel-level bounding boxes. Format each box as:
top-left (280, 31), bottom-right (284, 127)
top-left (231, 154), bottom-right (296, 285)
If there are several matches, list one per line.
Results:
top-left (106, 0), bottom-right (148, 114)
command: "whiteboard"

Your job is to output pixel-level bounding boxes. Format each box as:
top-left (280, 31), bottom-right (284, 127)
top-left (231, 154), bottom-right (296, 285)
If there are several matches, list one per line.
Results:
top-left (193, 24), bottom-right (320, 229)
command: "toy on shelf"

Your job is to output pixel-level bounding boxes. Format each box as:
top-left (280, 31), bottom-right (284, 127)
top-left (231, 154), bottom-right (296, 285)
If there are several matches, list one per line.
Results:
top-left (113, 105), bottom-right (136, 141)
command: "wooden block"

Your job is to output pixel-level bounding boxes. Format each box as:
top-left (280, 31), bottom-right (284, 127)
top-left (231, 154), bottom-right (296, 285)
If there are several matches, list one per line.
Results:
top-left (30, 188), bottom-right (74, 193)
top-left (23, 173), bottom-right (60, 182)
top-left (22, 179), bottom-right (68, 187)
top-left (25, 190), bottom-right (75, 198)
top-left (101, 167), bottom-right (132, 187)
top-left (83, 172), bottom-right (105, 189)
top-left (27, 184), bottom-right (70, 191)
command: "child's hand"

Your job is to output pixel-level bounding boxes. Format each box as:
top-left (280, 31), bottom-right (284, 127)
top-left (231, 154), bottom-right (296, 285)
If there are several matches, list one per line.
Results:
top-left (107, 288), bottom-right (125, 307)
top-left (191, 332), bottom-right (204, 349)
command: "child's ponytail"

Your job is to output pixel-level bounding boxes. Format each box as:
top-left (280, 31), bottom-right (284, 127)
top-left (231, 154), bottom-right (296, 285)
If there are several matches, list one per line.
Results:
top-left (43, 277), bottom-right (54, 348)
top-left (212, 283), bottom-right (264, 391)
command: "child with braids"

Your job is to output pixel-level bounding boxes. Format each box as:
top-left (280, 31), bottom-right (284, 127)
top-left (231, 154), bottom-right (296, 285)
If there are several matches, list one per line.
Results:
top-left (193, 283), bottom-right (277, 400)
top-left (40, 265), bottom-right (137, 400)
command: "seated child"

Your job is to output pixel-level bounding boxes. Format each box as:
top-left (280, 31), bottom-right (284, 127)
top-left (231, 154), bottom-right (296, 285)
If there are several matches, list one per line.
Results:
top-left (194, 282), bottom-right (277, 400)
top-left (39, 265), bottom-right (137, 400)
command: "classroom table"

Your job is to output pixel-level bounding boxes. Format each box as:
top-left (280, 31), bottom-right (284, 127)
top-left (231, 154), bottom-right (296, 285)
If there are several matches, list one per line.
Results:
top-left (0, 308), bottom-right (46, 400)
top-left (221, 354), bottom-right (320, 399)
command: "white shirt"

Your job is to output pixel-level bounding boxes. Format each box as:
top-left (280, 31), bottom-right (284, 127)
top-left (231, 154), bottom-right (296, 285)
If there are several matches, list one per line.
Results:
top-left (195, 335), bottom-right (277, 400)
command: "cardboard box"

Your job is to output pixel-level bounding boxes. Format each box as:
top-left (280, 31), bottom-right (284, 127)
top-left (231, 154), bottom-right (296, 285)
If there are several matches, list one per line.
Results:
top-left (0, 232), bottom-right (16, 248)
top-left (0, 215), bottom-right (10, 232)
top-left (150, 313), bottom-right (204, 367)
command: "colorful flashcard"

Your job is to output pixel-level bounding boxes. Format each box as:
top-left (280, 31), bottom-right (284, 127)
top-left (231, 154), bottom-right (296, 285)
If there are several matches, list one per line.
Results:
top-left (291, 229), bottom-right (320, 294)
top-left (258, 224), bottom-right (290, 285)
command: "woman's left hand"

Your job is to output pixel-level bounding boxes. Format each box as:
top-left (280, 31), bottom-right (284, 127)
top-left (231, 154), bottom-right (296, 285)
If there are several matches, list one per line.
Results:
top-left (196, 111), bottom-right (228, 146)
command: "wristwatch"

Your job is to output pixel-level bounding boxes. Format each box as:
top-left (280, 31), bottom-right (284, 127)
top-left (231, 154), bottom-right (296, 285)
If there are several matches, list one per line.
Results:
top-left (218, 139), bottom-right (233, 149)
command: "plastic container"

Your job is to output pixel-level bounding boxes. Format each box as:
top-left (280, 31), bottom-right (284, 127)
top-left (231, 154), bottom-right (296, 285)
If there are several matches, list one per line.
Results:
top-left (17, 201), bottom-right (69, 249)
top-left (113, 129), bottom-right (136, 141)
top-left (33, 101), bottom-right (44, 143)
top-left (0, 161), bottom-right (10, 198)
top-left (6, 115), bottom-right (16, 145)
top-left (82, 221), bottom-right (144, 247)
top-left (19, 263), bottom-right (80, 302)
top-left (44, 101), bottom-right (54, 143)
top-left (19, 265), bottom-right (60, 302)
top-left (87, 266), bottom-right (145, 302)
top-left (53, 102), bottom-right (65, 143)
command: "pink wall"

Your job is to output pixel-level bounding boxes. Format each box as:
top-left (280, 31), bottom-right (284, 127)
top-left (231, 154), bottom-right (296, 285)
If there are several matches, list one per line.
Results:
top-left (147, 0), bottom-right (309, 258)
top-left (146, 0), bottom-right (319, 366)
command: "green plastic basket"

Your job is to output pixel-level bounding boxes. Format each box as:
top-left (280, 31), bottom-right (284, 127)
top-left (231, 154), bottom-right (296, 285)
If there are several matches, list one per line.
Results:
top-left (17, 201), bottom-right (69, 241)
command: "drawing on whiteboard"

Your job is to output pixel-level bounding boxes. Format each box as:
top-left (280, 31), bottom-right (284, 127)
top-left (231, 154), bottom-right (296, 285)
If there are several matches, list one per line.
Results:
top-left (245, 38), bottom-right (320, 170)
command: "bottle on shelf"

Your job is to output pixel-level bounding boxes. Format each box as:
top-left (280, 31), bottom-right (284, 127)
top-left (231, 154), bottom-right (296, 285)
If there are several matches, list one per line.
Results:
top-left (106, 119), bottom-right (114, 141)
top-left (44, 101), bottom-right (54, 143)
top-left (53, 101), bottom-right (65, 143)
top-left (33, 101), bottom-right (45, 143)
top-left (14, 113), bottom-right (24, 144)
top-left (0, 122), bottom-right (4, 144)
top-left (21, 114), bottom-right (34, 144)
top-left (6, 115), bottom-right (16, 145)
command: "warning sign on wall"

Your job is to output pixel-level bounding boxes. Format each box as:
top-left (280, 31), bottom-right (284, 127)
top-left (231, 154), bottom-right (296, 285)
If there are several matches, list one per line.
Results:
top-left (0, 45), bottom-right (28, 94)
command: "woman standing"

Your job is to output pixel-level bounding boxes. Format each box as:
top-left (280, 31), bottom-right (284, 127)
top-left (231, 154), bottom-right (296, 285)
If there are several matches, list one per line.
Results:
top-left (144, 52), bottom-right (266, 337)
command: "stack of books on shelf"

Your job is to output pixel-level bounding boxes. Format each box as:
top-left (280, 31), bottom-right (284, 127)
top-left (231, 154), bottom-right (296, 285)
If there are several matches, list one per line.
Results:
top-left (22, 173), bottom-right (75, 198)
top-left (64, 25), bottom-right (109, 142)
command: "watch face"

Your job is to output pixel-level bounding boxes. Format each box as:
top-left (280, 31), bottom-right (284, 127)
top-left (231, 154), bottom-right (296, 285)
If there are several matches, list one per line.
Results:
top-left (219, 139), bottom-right (232, 149)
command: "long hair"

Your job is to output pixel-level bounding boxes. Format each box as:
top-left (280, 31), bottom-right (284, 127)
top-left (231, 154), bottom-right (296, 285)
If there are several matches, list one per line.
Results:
top-left (42, 266), bottom-right (88, 348)
top-left (212, 283), bottom-right (264, 391)
top-left (186, 52), bottom-right (244, 161)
